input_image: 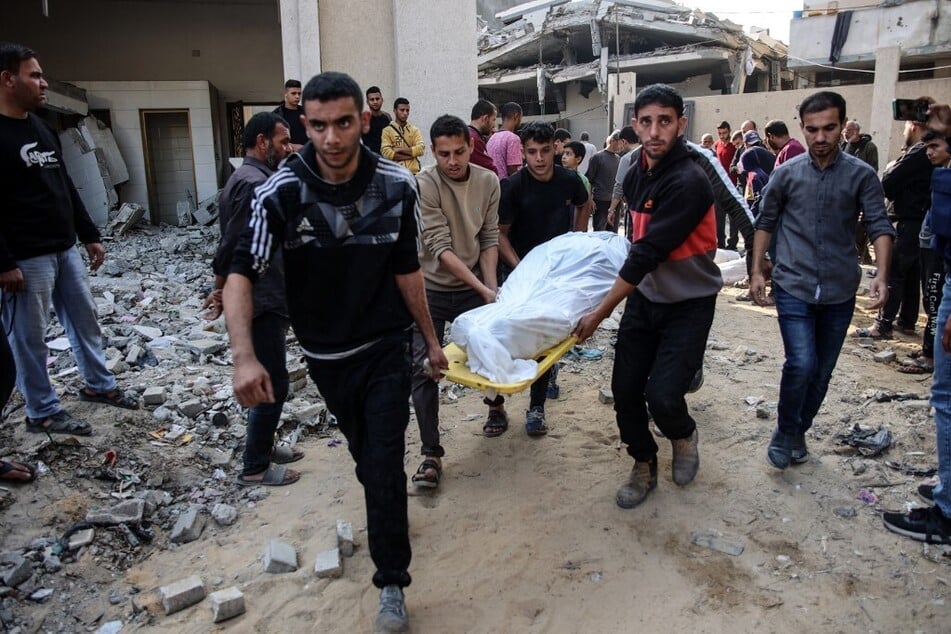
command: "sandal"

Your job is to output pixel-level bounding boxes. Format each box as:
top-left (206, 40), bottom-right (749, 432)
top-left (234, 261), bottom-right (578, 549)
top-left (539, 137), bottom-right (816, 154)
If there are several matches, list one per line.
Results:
top-left (412, 458), bottom-right (441, 488)
top-left (271, 445), bottom-right (304, 464)
top-left (25, 411), bottom-right (92, 436)
top-left (79, 388), bottom-right (139, 410)
top-left (852, 327), bottom-right (891, 340)
top-left (0, 460), bottom-right (36, 483)
top-left (897, 358), bottom-right (934, 374)
top-left (483, 409), bottom-right (508, 437)
top-left (235, 464), bottom-right (300, 487)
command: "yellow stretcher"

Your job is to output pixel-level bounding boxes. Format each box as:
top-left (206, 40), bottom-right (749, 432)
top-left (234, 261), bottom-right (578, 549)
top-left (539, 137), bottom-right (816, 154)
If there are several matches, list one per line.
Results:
top-left (441, 335), bottom-right (578, 398)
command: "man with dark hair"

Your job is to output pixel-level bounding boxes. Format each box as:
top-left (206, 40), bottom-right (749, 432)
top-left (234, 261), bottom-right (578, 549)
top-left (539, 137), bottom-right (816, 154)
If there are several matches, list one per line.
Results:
top-left (498, 121), bottom-right (589, 434)
top-left (585, 130), bottom-right (620, 231)
top-left (205, 111), bottom-right (298, 486)
top-left (361, 85), bottom-right (391, 154)
top-left (273, 79), bottom-right (307, 150)
top-left (467, 99), bottom-right (497, 172)
top-left (750, 91), bottom-right (894, 470)
top-left (0, 42), bottom-right (138, 437)
top-left (764, 119), bottom-right (805, 167)
top-left (224, 71), bottom-right (447, 632)
top-left (381, 97), bottom-right (424, 174)
top-left (487, 102), bottom-right (523, 179)
top-left (856, 105), bottom-right (935, 340)
top-left (410, 114), bottom-right (502, 486)
top-left (574, 83), bottom-right (720, 509)
top-left (553, 127), bottom-right (571, 166)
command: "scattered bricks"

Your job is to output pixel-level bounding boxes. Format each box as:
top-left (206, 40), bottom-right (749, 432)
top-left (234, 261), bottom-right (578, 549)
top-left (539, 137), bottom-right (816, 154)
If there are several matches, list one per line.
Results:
top-left (86, 499), bottom-right (145, 526)
top-left (67, 528), bottom-right (95, 550)
top-left (188, 338), bottom-right (225, 356)
top-left (125, 344), bottom-right (143, 364)
top-left (170, 506), bottom-right (205, 544)
top-left (211, 503), bottom-right (238, 527)
top-left (2, 558), bottom-right (32, 587)
top-left (287, 362), bottom-right (308, 382)
top-left (336, 520), bottom-right (354, 557)
top-left (159, 575), bottom-right (205, 615)
top-left (873, 350), bottom-right (897, 363)
top-left (105, 357), bottom-right (127, 373)
top-left (598, 387), bottom-right (614, 405)
top-left (314, 549), bottom-right (342, 579)
top-left (209, 586), bottom-right (245, 622)
top-left (179, 399), bottom-right (208, 419)
top-left (133, 325), bottom-right (163, 340)
top-left (263, 540), bottom-right (298, 573)
top-left (142, 386), bottom-right (166, 406)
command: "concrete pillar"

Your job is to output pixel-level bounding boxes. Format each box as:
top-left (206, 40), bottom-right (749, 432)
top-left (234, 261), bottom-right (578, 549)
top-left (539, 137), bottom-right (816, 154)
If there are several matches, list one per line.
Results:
top-left (280, 0), bottom-right (321, 83)
top-left (869, 45), bottom-right (900, 174)
top-left (609, 71), bottom-right (636, 132)
top-left (391, 0), bottom-right (477, 168)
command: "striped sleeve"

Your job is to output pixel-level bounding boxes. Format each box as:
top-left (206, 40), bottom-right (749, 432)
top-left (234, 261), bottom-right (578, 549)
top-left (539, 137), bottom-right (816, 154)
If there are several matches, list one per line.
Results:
top-left (229, 169), bottom-right (292, 281)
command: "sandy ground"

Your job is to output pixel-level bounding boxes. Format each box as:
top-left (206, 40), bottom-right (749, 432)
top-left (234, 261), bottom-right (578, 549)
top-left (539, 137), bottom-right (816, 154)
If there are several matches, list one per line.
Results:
top-left (4, 281), bottom-right (951, 632)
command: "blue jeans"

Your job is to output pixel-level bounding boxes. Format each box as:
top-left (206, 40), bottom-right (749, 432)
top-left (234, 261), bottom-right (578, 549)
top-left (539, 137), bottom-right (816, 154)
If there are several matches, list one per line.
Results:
top-left (930, 274), bottom-right (951, 516)
top-left (774, 284), bottom-right (855, 436)
top-left (1, 247), bottom-right (115, 419)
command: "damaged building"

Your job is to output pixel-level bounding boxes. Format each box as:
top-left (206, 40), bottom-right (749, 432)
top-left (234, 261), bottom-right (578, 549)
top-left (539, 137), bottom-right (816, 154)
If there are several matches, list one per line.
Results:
top-left (477, 0), bottom-right (790, 138)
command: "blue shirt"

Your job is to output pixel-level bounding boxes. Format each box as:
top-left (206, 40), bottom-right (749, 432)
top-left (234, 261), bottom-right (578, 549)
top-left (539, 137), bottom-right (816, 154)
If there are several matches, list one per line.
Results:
top-left (756, 149), bottom-right (895, 305)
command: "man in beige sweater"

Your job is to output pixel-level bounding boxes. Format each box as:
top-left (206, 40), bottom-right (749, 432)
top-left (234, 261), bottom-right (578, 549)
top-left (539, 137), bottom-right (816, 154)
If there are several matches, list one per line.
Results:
top-left (411, 114), bottom-right (502, 488)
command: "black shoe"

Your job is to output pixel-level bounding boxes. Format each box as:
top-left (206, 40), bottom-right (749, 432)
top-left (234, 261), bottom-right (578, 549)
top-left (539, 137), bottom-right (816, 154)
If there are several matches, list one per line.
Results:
top-left (687, 367), bottom-right (704, 393)
top-left (882, 506), bottom-right (951, 544)
top-left (766, 428), bottom-right (794, 470)
top-left (918, 482), bottom-right (936, 505)
top-left (790, 433), bottom-right (809, 464)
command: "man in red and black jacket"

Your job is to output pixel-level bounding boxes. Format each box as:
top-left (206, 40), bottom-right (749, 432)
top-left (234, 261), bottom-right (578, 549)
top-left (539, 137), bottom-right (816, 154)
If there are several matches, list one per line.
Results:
top-left (574, 83), bottom-right (720, 510)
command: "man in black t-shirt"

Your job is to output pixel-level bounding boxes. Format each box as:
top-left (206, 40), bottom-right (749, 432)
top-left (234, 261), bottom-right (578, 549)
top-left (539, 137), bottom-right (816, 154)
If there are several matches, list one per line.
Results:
top-left (0, 42), bottom-right (138, 437)
top-left (272, 79), bottom-right (307, 150)
top-left (361, 85), bottom-right (391, 154)
top-left (498, 121), bottom-right (590, 436)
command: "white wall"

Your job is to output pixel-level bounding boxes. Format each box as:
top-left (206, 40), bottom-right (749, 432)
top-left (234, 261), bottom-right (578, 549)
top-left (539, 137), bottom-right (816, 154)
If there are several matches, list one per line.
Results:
top-left (73, 81), bottom-right (218, 219)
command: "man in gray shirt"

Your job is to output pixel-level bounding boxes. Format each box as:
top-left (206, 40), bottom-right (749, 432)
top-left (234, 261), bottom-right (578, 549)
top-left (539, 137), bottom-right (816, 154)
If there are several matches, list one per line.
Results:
top-left (585, 133), bottom-right (620, 231)
top-left (750, 91), bottom-right (895, 470)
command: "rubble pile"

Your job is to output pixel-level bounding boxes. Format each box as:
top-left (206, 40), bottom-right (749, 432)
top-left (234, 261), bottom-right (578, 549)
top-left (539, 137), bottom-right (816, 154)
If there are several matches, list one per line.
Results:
top-left (0, 222), bottom-right (334, 632)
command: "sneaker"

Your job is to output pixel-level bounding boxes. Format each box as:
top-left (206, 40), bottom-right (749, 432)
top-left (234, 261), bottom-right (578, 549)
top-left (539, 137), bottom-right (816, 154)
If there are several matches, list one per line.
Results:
top-left (766, 428), bottom-right (794, 470)
top-left (918, 482), bottom-right (936, 505)
top-left (525, 406), bottom-right (548, 436)
top-left (374, 585), bottom-right (409, 633)
top-left (616, 457), bottom-right (658, 508)
top-left (790, 433), bottom-right (809, 464)
top-left (687, 367), bottom-right (704, 393)
top-left (670, 430), bottom-right (699, 485)
top-left (882, 506), bottom-right (951, 544)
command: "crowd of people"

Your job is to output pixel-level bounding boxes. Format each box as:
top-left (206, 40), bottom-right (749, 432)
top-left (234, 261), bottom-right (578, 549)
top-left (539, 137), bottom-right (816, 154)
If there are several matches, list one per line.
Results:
top-left (2, 37), bottom-right (951, 632)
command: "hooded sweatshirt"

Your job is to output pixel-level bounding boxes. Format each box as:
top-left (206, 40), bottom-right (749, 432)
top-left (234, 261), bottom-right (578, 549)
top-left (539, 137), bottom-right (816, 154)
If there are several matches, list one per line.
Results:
top-left (229, 144), bottom-right (421, 357)
top-left (619, 138), bottom-right (721, 303)
top-left (739, 148), bottom-right (772, 215)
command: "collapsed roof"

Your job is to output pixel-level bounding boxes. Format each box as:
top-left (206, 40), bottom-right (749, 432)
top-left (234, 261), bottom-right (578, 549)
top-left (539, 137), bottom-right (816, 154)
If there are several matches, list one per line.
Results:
top-left (478, 0), bottom-right (789, 104)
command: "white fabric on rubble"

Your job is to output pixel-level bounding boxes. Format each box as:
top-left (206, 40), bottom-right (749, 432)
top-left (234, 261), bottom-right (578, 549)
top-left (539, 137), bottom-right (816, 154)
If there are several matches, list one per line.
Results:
top-left (450, 231), bottom-right (630, 384)
top-left (718, 256), bottom-right (747, 286)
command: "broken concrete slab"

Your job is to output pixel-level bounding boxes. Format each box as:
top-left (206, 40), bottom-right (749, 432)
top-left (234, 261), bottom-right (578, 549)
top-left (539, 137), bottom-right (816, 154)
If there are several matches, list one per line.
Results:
top-left (336, 520), bottom-right (354, 557)
top-left (263, 540), bottom-right (298, 573)
top-left (211, 503), bottom-right (237, 527)
top-left (85, 499), bottom-right (145, 526)
top-left (598, 387), bottom-right (614, 404)
top-left (690, 531), bottom-right (744, 556)
top-left (169, 506), bottom-right (204, 544)
top-left (67, 528), bottom-right (95, 550)
top-left (109, 202), bottom-right (146, 237)
top-left (314, 549), bottom-right (342, 579)
top-left (874, 350), bottom-right (897, 363)
top-left (209, 586), bottom-right (245, 622)
top-left (133, 325), bottom-right (163, 340)
top-left (2, 558), bottom-right (32, 587)
top-left (159, 575), bottom-right (205, 615)
top-left (179, 399), bottom-right (208, 419)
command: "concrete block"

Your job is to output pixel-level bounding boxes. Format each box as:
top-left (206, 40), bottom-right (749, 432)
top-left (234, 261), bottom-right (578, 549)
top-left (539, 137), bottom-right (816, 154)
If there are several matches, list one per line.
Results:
top-left (873, 350), bottom-right (897, 363)
top-left (314, 549), bottom-right (342, 578)
top-left (263, 540), bottom-right (298, 573)
top-left (209, 586), bottom-right (245, 622)
top-left (336, 520), bottom-right (354, 557)
top-left (170, 506), bottom-right (204, 544)
top-left (133, 325), bottom-right (163, 340)
top-left (125, 344), bottom-right (143, 364)
top-left (142, 386), bottom-right (165, 405)
top-left (105, 357), bottom-right (127, 373)
top-left (159, 575), bottom-right (205, 615)
top-left (179, 399), bottom-right (207, 419)
top-left (2, 558), bottom-right (32, 587)
top-left (67, 528), bottom-right (95, 550)
top-left (598, 387), bottom-right (614, 404)
top-left (187, 338), bottom-right (225, 356)
top-left (86, 499), bottom-right (144, 525)
top-left (211, 503), bottom-right (237, 527)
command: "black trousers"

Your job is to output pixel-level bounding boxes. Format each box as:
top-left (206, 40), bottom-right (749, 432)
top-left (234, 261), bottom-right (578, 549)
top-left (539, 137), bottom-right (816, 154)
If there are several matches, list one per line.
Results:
top-left (877, 219), bottom-right (922, 332)
top-left (612, 292), bottom-right (716, 462)
top-left (305, 332), bottom-right (413, 589)
top-left (242, 312), bottom-right (290, 475)
top-left (593, 199), bottom-right (615, 232)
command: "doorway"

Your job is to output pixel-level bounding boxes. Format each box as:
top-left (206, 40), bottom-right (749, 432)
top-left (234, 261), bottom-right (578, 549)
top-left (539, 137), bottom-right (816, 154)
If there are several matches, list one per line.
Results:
top-left (141, 110), bottom-right (197, 225)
